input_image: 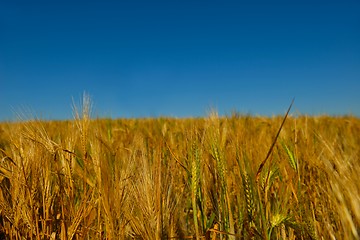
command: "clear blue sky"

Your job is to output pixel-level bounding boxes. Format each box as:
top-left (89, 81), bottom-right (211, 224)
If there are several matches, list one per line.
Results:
top-left (1, 0), bottom-right (359, 120)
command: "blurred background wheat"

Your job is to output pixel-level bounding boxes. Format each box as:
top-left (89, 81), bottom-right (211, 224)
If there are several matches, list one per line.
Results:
top-left (0, 100), bottom-right (359, 239)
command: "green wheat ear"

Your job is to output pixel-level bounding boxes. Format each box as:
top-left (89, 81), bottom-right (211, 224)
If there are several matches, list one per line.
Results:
top-left (282, 141), bottom-right (297, 171)
top-left (261, 165), bottom-right (279, 192)
top-left (211, 143), bottom-right (226, 193)
top-left (191, 141), bottom-right (201, 240)
top-left (242, 171), bottom-right (255, 223)
top-left (270, 213), bottom-right (288, 229)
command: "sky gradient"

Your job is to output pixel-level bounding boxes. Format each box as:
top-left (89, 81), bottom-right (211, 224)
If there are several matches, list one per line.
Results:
top-left (1, 0), bottom-right (359, 120)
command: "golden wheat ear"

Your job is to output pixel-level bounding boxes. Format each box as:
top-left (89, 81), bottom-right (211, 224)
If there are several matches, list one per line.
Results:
top-left (255, 98), bottom-right (294, 183)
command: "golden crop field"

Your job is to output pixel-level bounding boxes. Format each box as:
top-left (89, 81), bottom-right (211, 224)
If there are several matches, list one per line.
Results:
top-left (0, 102), bottom-right (359, 239)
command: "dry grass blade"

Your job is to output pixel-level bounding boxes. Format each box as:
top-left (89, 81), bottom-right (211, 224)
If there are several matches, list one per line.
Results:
top-left (166, 142), bottom-right (190, 175)
top-left (0, 165), bottom-right (11, 179)
top-left (0, 149), bottom-right (17, 166)
top-left (255, 98), bottom-right (294, 182)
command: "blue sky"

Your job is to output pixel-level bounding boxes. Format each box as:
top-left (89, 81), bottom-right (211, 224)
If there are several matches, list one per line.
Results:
top-left (1, 0), bottom-right (359, 120)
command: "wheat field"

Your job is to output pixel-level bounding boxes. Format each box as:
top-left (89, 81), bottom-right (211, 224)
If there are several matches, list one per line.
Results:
top-left (0, 101), bottom-right (359, 239)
